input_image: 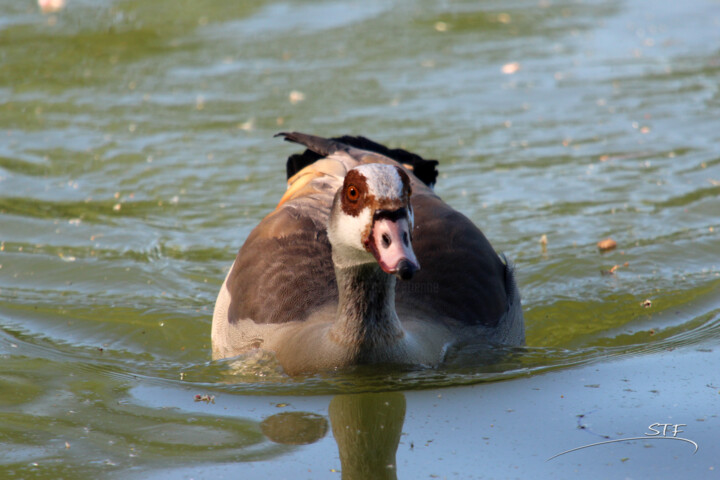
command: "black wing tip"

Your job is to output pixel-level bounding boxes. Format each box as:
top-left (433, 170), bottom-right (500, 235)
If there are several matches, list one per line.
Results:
top-left (280, 132), bottom-right (440, 187)
top-left (278, 132), bottom-right (343, 179)
top-left (329, 135), bottom-right (439, 187)
top-left (274, 131), bottom-right (311, 145)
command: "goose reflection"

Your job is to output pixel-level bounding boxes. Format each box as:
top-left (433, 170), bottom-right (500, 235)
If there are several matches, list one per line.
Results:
top-left (329, 392), bottom-right (406, 480)
top-left (259, 392), bottom-right (406, 479)
top-left (260, 411), bottom-right (329, 446)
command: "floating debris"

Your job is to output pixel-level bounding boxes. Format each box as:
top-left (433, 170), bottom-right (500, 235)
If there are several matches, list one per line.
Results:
top-left (58, 253), bottom-right (76, 262)
top-left (39, 0), bottom-right (65, 14)
top-left (601, 265), bottom-right (618, 276)
top-left (601, 261), bottom-right (629, 276)
top-left (597, 237), bottom-right (617, 251)
top-left (501, 62), bottom-right (521, 75)
top-left (194, 394), bottom-right (215, 404)
top-left (238, 119), bottom-right (254, 131)
top-left (539, 234), bottom-right (548, 255)
top-left (289, 90), bottom-right (305, 105)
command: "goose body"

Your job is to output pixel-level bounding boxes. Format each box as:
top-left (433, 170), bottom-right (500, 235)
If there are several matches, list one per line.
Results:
top-left (212, 133), bottom-right (524, 374)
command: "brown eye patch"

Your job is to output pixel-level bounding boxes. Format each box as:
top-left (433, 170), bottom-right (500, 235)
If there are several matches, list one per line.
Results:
top-left (340, 169), bottom-right (370, 217)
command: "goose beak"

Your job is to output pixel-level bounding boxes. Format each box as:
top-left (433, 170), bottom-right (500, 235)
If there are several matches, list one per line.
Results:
top-left (367, 215), bottom-right (419, 280)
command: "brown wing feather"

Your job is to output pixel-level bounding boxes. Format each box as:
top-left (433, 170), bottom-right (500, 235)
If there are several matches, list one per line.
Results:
top-left (226, 209), bottom-right (337, 325)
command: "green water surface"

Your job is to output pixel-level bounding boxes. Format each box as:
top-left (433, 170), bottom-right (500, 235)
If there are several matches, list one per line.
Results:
top-left (1, 0), bottom-right (719, 478)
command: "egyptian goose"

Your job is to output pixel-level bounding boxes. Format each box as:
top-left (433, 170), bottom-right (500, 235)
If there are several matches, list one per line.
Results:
top-left (212, 133), bottom-right (524, 374)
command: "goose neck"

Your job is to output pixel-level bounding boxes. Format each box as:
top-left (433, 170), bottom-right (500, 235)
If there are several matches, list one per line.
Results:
top-left (329, 262), bottom-right (404, 351)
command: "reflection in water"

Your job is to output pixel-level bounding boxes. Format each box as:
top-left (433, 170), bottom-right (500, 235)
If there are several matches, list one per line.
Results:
top-left (260, 411), bottom-right (328, 445)
top-left (329, 393), bottom-right (406, 480)
top-left (258, 393), bottom-right (407, 478)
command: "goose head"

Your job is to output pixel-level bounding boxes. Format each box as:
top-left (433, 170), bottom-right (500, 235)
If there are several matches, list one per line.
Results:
top-left (328, 164), bottom-right (419, 280)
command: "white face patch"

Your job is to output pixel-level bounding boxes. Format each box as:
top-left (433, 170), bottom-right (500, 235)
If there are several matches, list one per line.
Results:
top-left (328, 202), bottom-right (374, 267)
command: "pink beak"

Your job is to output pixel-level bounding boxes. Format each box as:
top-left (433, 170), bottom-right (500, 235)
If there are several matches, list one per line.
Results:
top-left (367, 216), bottom-right (419, 280)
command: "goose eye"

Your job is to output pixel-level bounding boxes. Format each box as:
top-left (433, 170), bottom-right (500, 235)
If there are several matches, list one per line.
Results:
top-left (346, 185), bottom-right (360, 202)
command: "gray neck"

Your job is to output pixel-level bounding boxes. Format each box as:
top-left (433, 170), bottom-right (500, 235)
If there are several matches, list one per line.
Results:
top-left (329, 261), bottom-right (405, 360)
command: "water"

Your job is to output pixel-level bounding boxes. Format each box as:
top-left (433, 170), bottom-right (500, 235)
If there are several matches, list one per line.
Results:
top-left (1, 0), bottom-right (719, 478)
